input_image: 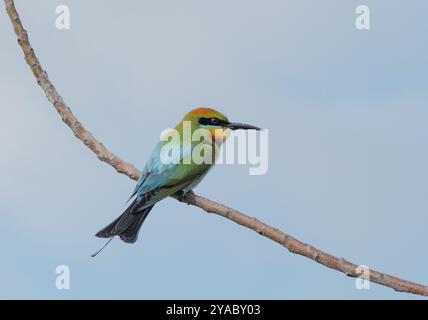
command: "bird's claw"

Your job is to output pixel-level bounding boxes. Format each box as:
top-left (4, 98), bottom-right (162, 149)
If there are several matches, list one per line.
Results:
top-left (176, 190), bottom-right (195, 203)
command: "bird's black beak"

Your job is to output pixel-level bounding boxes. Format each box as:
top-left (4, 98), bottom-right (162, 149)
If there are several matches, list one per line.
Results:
top-left (225, 122), bottom-right (261, 131)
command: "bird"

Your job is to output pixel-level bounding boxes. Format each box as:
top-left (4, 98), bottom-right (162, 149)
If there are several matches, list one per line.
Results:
top-left (92, 108), bottom-right (260, 256)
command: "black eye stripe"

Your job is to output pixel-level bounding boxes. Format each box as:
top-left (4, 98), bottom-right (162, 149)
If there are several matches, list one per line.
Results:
top-left (199, 117), bottom-right (227, 126)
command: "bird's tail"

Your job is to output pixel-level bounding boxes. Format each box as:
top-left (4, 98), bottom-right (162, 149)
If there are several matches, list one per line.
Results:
top-left (95, 200), bottom-right (154, 244)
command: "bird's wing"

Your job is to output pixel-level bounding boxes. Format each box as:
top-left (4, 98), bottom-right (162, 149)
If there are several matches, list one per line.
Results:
top-left (130, 141), bottom-right (212, 211)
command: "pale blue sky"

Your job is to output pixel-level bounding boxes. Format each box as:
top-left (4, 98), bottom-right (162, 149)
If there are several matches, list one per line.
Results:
top-left (0, 1), bottom-right (427, 299)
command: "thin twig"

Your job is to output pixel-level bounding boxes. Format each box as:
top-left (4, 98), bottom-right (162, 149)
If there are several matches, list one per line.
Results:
top-left (4, 0), bottom-right (428, 297)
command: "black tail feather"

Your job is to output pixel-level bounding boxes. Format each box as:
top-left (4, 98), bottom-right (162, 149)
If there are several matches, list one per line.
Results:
top-left (95, 200), bottom-right (154, 244)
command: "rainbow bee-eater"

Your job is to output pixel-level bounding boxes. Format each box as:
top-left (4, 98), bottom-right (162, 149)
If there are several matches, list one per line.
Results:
top-left (93, 108), bottom-right (260, 255)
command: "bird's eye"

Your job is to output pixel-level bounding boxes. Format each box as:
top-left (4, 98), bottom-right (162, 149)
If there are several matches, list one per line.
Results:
top-left (198, 117), bottom-right (223, 126)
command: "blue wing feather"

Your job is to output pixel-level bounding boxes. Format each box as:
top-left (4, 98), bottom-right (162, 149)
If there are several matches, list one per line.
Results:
top-left (130, 140), bottom-right (212, 209)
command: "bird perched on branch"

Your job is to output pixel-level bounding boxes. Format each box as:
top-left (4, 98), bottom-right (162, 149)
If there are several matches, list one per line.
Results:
top-left (92, 108), bottom-right (260, 256)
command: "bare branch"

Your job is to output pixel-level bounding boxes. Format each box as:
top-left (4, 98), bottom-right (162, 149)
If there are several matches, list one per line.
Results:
top-left (5, 0), bottom-right (428, 297)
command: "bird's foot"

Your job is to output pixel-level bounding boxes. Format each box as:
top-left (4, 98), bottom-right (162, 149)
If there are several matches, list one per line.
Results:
top-left (176, 190), bottom-right (195, 203)
top-left (186, 189), bottom-right (195, 197)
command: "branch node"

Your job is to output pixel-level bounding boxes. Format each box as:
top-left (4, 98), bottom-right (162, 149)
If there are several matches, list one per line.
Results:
top-left (71, 121), bottom-right (81, 130)
top-left (281, 234), bottom-right (290, 247)
top-left (313, 251), bottom-right (321, 262)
